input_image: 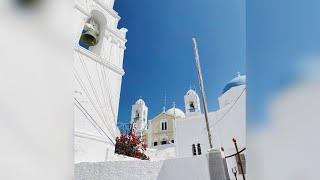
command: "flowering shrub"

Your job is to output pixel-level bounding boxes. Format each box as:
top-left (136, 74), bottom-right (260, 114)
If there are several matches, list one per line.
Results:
top-left (115, 131), bottom-right (149, 160)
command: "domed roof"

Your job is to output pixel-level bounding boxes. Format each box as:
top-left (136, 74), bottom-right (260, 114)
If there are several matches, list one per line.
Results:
top-left (222, 73), bottom-right (246, 94)
top-left (186, 89), bottom-right (198, 96)
top-left (135, 98), bottom-right (145, 105)
top-left (166, 107), bottom-right (185, 118)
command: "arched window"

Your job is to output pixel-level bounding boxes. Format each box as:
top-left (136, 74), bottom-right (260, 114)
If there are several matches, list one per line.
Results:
top-left (160, 120), bottom-right (167, 131)
top-left (197, 143), bottom-right (202, 155)
top-left (192, 144), bottom-right (196, 156)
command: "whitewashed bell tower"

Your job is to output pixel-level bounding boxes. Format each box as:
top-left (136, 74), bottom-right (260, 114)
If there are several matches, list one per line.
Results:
top-left (74, 0), bottom-right (127, 163)
top-left (184, 89), bottom-right (201, 117)
top-left (131, 99), bottom-right (148, 136)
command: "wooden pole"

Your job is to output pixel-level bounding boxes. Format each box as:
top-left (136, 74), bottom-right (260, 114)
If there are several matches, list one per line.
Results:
top-left (192, 38), bottom-right (213, 149)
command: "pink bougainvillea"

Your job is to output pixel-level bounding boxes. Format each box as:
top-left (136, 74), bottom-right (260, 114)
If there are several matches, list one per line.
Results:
top-left (115, 130), bottom-right (149, 160)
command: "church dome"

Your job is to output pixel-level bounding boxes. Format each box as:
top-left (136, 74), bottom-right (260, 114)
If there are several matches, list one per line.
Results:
top-left (222, 73), bottom-right (246, 94)
top-left (135, 98), bottom-right (145, 105)
top-left (186, 89), bottom-right (197, 96)
top-left (166, 107), bottom-right (185, 118)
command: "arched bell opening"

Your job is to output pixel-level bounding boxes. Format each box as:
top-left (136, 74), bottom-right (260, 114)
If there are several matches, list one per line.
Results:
top-left (134, 110), bottom-right (140, 121)
top-left (79, 18), bottom-right (100, 48)
top-left (189, 101), bottom-right (195, 112)
top-left (79, 10), bottom-right (107, 56)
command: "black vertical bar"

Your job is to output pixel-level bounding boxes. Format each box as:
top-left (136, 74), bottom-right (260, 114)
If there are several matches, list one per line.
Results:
top-left (233, 138), bottom-right (245, 180)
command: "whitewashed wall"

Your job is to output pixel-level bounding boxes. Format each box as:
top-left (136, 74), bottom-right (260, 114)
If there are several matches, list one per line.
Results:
top-left (74, 0), bottom-right (127, 162)
top-left (175, 85), bottom-right (246, 179)
top-left (75, 155), bottom-right (211, 180)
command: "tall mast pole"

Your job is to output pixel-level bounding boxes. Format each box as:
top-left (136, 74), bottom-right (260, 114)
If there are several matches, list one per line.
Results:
top-left (192, 37), bottom-right (213, 149)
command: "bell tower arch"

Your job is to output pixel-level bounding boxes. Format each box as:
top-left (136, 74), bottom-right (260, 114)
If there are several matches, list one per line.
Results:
top-left (131, 99), bottom-right (148, 136)
top-left (184, 89), bottom-right (201, 117)
top-left (74, 0), bottom-right (128, 162)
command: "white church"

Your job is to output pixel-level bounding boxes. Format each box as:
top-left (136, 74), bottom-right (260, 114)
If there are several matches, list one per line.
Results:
top-left (131, 73), bottom-right (246, 177)
top-left (73, 0), bottom-right (246, 179)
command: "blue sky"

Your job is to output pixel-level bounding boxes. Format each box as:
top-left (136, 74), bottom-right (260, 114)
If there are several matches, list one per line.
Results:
top-left (247, 0), bottom-right (320, 125)
top-left (114, 0), bottom-right (245, 125)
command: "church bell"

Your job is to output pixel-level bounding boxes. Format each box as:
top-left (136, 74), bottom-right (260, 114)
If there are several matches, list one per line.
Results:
top-left (80, 18), bottom-right (100, 47)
